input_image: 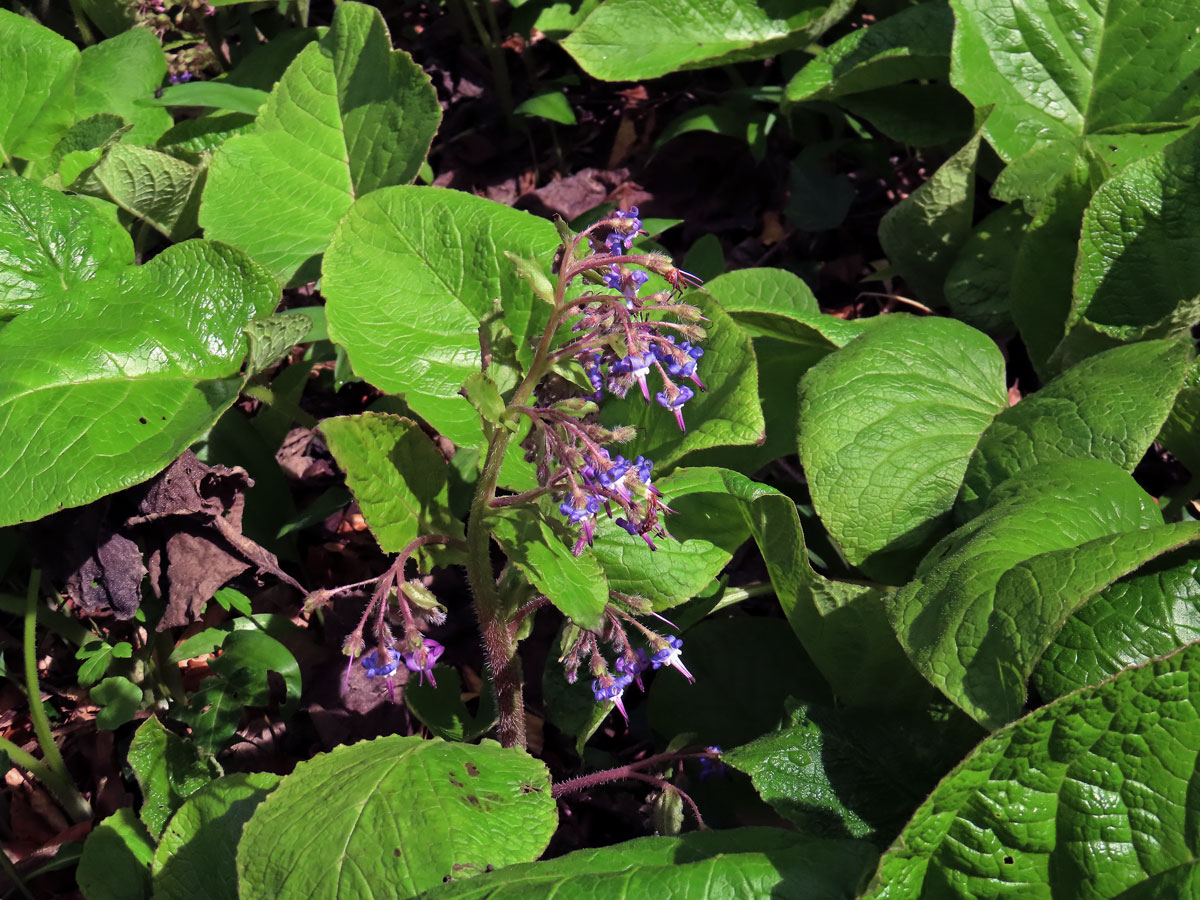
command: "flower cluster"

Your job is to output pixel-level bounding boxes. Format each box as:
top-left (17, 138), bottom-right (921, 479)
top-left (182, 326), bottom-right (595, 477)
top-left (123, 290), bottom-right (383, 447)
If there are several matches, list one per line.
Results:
top-left (522, 208), bottom-right (709, 554)
top-left (588, 636), bottom-right (693, 723)
top-left (527, 411), bottom-right (671, 555)
top-left (569, 207), bottom-right (707, 433)
top-left (560, 610), bottom-right (693, 722)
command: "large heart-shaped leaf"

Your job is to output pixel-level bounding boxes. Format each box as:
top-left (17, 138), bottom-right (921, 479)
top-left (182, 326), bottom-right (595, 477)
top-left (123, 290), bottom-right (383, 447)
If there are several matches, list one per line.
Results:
top-left (560, 0), bottom-right (853, 81)
top-left (864, 643), bottom-right (1200, 899)
top-left (237, 736), bottom-right (556, 900)
top-left (0, 9), bottom-right (77, 165)
top-left (0, 234), bottom-right (277, 527)
top-left (415, 828), bottom-right (876, 900)
top-left (888, 459), bottom-right (1200, 728)
top-left (324, 185), bottom-right (559, 446)
top-left (798, 314), bottom-right (1007, 583)
top-left (958, 339), bottom-right (1193, 518)
top-left (949, 0), bottom-right (1200, 163)
top-left (200, 1), bottom-right (440, 285)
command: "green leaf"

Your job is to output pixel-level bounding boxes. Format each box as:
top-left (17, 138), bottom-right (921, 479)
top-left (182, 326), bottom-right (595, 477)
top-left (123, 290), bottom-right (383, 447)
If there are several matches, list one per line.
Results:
top-left (237, 736), bottom-right (556, 900)
top-left (0, 237), bottom-right (278, 528)
top-left (692, 270), bottom-right (864, 471)
top-left (25, 112), bottom-right (127, 184)
top-left (706, 467), bottom-right (931, 708)
top-left (560, 0), bottom-right (853, 81)
top-left (864, 643), bottom-right (1200, 899)
top-left (77, 809), bottom-right (155, 900)
top-left (726, 701), bottom-right (981, 844)
top-left (490, 509), bottom-right (608, 630)
top-left (949, 0), bottom-right (1200, 162)
top-left (797, 315), bottom-right (1007, 583)
top-left (128, 716), bottom-right (216, 838)
top-left (460, 372), bottom-right (510, 427)
top-left (888, 459), bottom-right (1200, 728)
top-left (1035, 549), bottom-right (1200, 703)
top-left (243, 312), bottom-right (314, 376)
top-left (76, 640), bottom-right (116, 687)
top-left (0, 9), bottom-right (77, 165)
top-left (405, 666), bottom-right (497, 742)
top-left (649, 617), bottom-right (832, 748)
top-left (1053, 126), bottom-right (1200, 368)
top-left (878, 130), bottom-right (981, 306)
top-left (959, 340), bottom-right (1193, 518)
top-left (1008, 151), bottom-right (1101, 377)
top-left (152, 772), bottom-right (280, 900)
top-left (589, 468), bottom-right (748, 610)
top-left (157, 112), bottom-right (256, 156)
top-left (0, 170), bottom-right (132, 321)
top-left (200, 1), bottom-right (441, 285)
top-left (415, 828), bottom-right (876, 900)
top-left (785, 1), bottom-right (953, 102)
top-left (92, 676), bottom-right (143, 730)
top-left (324, 186), bottom-right (559, 444)
top-left (77, 28), bottom-right (172, 145)
top-left (321, 413), bottom-right (462, 553)
top-left (141, 81), bottom-right (270, 116)
top-left (515, 91), bottom-right (576, 125)
top-left (943, 202), bottom-right (1028, 333)
top-left (81, 143), bottom-right (205, 240)
top-left (599, 292), bottom-right (764, 468)
top-left (841, 83), bottom-right (974, 149)
top-left (1159, 359), bottom-right (1200, 474)
top-left (184, 630), bottom-right (301, 753)
top-left (654, 104), bottom-right (770, 160)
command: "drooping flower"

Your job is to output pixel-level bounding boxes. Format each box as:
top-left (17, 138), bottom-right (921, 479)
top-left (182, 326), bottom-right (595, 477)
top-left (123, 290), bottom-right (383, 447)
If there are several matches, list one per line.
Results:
top-left (591, 671), bottom-right (634, 722)
top-left (650, 635), bottom-right (693, 682)
top-left (402, 638), bottom-right (444, 687)
top-left (361, 648), bottom-right (400, 678)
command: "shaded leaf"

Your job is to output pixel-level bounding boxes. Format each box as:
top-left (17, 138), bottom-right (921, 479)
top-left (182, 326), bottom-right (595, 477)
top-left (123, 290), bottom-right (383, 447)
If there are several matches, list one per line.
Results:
top-left (321, 413), bottom-right (462, 554)
top-left (152, 772), bottom-right (280, 900)
top-left (888, 459), bottom-right (1200, 728)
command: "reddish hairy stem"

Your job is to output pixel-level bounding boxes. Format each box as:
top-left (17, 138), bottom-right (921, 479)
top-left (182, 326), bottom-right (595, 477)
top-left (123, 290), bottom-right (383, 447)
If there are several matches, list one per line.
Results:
top-left (550, 750), bottom-right (712, 798)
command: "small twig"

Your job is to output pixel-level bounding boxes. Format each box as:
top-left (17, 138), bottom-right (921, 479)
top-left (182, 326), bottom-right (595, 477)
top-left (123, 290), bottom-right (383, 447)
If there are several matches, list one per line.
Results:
top-left (623, 772), bottom-right (707, 830)
top-left (857, 291), bottom-right (933, 314)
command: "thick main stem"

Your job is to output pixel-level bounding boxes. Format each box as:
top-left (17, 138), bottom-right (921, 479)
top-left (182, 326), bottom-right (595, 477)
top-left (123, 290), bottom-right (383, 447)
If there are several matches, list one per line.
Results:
top-left (467, 242), bottom-right (576, 749)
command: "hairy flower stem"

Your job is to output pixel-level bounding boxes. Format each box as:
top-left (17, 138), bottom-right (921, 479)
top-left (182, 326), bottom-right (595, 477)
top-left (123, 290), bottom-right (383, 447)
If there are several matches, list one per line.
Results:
top-left (550, 749), bottom-right (716, 799)
top-left (467, 237), bottom-right (577, 749)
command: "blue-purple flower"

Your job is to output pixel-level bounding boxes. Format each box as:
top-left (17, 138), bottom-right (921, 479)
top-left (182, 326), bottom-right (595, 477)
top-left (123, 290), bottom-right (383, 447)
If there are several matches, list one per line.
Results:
top-left (592, 671), bottom-right (634, 722)
top-left (402, 638), bottom-right (444, 687)
top-left (650, 635), bottom-right (693, 682)
top-left (361, 648), bottom-right (400, 678)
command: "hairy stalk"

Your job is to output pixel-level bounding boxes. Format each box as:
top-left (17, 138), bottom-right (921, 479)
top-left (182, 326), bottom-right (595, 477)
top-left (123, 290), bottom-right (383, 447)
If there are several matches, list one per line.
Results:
top-left (467, 236), bottom-right (576, 749)
top-left (550, 749), bottom-right (715, 798)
